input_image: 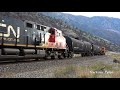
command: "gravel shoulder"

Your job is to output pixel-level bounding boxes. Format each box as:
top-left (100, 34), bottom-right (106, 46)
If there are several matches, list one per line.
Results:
top-left (0, 55), bottom-right (114, 78)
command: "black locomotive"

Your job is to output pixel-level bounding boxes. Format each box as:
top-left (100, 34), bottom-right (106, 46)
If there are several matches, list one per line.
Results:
top-left (0, 16), bottom-right (106, 61)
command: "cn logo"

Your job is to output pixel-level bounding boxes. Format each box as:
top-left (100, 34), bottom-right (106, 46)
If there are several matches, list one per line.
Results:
top-left (0, 23), bottom-right (20, 38)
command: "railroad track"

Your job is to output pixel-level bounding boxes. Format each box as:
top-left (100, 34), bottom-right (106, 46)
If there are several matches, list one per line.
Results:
top-left (0, 53), bottom-right (82, 64)
top-left (0, 55), bottom-right (113, 78)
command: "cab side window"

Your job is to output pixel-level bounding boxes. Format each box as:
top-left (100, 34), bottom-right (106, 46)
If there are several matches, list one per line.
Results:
top-left (59, 33), bottom-right (60, 36)
top-left (57, 32), bottom-right (60, 36)
top-left (26, 22), bottom-right (33, 28)
top-left (41, 26), bottom-right (46, 31)
top-left (37, 25), bottom-right (40, 30)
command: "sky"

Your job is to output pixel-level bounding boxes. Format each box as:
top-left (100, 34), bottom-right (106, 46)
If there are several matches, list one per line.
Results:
top-left (62, 12), bottom-right (120, 19)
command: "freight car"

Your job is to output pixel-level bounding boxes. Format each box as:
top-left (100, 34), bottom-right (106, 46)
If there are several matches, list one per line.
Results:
top-left (64, 36), bottom-right (106, 57)
top-left (0, 16), bottom-right (105, 61)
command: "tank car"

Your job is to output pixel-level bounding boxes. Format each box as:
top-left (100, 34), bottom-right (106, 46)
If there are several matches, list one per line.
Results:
top-left (92, 44), bottom-right (101, 55)
top-left (81, 41), bottom-right (93, 56)
top-left (64, 36), bottom-right (93, 57)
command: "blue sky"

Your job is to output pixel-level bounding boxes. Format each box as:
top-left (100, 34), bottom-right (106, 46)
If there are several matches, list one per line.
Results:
top-left (62, 12), bottom-right (120, 19)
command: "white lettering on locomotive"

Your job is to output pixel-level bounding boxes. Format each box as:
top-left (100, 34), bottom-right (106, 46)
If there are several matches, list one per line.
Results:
top-left (0, 23), bottom-right (6, 27)
top-left (0, 23), bottom-right (20, 38)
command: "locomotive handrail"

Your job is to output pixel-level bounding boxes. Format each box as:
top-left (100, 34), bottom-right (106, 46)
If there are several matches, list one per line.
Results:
top-left (39, 33), bottom-right (41, 43)
top-left (44, 33), bottom-right (45, 44)
top-left (35, 37), bottom-right (36, 47)
top-left (1, 32), bottom-right (4, 46)
top-left (26, 36), bottom-right (28, 47)
top-left (15, 33), bottom-right (18, 46)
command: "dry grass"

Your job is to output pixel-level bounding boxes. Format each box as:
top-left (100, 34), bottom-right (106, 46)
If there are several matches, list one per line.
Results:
top-left (107, 51), bottom-right (120, 61)
top-left (54, 61), bottom-right (120, 78)
top-left (111, 54), bottom-right (120, 61)
top-left (54, 65), bottom-right (76, 78)
top-left (54, 51), bottom-right (120, 78)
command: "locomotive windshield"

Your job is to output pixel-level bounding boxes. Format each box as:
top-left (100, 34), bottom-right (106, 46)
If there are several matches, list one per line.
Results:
top-left (49, 28), bottom-right (55, 35)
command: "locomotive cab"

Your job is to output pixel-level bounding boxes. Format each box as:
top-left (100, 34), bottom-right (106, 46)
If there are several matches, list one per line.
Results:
top-left (47, 28), bottom-right (66, 49)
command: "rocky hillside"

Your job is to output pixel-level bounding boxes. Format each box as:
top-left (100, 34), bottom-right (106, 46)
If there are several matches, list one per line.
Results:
top-left (40, 12), bottom-right (120, 45)
top-left (0, 12), bottom-right (120, 52)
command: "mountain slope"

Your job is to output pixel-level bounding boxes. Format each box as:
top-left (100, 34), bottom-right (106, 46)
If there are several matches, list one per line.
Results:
top-left (40, 12), bottom-right (120, 45)
top-left (0, 12), bottom-right (120, 52)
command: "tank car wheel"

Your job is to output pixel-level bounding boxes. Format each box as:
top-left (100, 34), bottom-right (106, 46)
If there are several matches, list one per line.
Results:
top-left (51, 55), bottom-right (55, 60)
top-left (91, 53), bottom-right (94, 56)
top-left (81, 53), bottom-right (84, 57)
top-left (69, 52), bottom-right (73, 58)
top-left (82, 53), bottom-right (85, 57)
top-left (35, 58), bottom-right (42, 61)
top-left (58, 55), bottom-right (62, 59)
top-left (34, 59), bottom-right (39, 61)
top-left (44, 55), bottom-right (50, 60)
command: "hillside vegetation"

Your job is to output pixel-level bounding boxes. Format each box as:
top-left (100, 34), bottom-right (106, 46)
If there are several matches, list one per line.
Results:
top-left (40, 12), bottom-right (120, 45)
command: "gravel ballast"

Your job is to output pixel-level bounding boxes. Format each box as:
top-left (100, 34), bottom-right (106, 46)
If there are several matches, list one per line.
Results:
top-left (0, 55), bottom-right (114, 78)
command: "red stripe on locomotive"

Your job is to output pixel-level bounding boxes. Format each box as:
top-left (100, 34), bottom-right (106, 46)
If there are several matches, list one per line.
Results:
top-left (47, 27), bottom-right (66, 49)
